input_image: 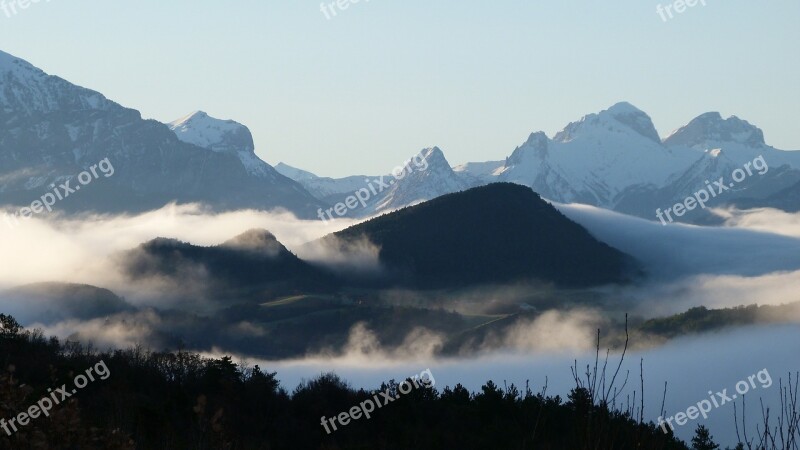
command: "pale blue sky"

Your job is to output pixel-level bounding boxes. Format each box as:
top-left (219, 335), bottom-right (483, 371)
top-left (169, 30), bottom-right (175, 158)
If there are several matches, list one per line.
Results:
top-left (1, 0), bottom-right (797, 176)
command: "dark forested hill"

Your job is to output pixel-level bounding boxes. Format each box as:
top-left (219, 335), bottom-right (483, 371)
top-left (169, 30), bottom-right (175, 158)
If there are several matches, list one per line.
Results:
top-left (329, 183), bottom-right (638, 289)
top-left (120, 229), bottom-right (338, 301)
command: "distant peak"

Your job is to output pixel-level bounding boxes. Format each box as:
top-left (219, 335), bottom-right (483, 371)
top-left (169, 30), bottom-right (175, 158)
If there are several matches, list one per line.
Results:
top-left (186, 110), bottom-right (209, 120)
top-left (417, 146), bottom-right (449, 164)
top-left (606, 101), bottom-right (646, 115)
top-left (419, 146), bottom-right (440, 155)
top-left (168, 110), bottom-right (209, 128)
top-left (524, 131), bottom-right (548, 147)
top-left (168, 110), bottom-right (255, 154)
top-left (507, 131), bottom-right (549, 166)
top-left (695, 111), bottom-right (723, 121)
top-left (554, 102), bottom-right (661, 143)
top-left (601, 102), bottom-right (661, 142)
top-left (664, 112), bottom-right (766, 148)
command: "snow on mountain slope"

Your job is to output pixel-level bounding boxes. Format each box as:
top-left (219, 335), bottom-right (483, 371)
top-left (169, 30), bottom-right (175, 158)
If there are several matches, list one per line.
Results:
top-left (648, 112), bottom-right (800, 214)
top-left (0, 49), bottom-right (324, 217)
top-left (276, 163), bottom-right (373, 201)
top-left (278, 148), bottom-right (471, 217)
top-left (0, 50), bottom-right (116, 116)
top-left (167, 111), bottom-right (277, 178)
top-left (6, 47), bottom-right (795, 224)
top-left (369, 147), bottom-right (471, 215)
top-left (494, 103), bottom-right (702, 207)
top-left (453, 160), bottom-right (505, 178)
top-left (169, 111), bottom-right (254, 153)
top-left (663, 112), bottom-right (800, 171)
top-left (278, 101), bottom-right (800, 222)
top-left (481, 103), bottom-right (800, 219)
top-left (275, 163), bottom-right (320, 182)
top-left (664, 112), bottom-right (765, 149)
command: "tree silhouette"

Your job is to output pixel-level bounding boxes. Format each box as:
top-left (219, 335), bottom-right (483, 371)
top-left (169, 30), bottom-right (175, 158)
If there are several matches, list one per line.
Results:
top-left (0, 313), bottom-right (21, 336)
top-left (692, 425), bottom-right (720, 450)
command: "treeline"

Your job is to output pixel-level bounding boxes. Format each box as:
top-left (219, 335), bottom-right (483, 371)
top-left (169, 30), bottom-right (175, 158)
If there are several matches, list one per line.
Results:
top-left (639, 303), bottom-right (800, 339)
top-left (0, 313), bottom-right (722, 450)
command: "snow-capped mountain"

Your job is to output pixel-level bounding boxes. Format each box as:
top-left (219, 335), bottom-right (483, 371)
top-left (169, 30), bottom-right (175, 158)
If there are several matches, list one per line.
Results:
top-left (0, 49), bottom-right (323, 217)
top-left (663, 112), bottom-right (765, 148)
top-left (286, 102), bottom-right (800, 223)
top-left (490, 103), bottom-right (700, 208)
top-left (629, 110), bottom-right (800, 218)
top-left (168, 111), bottom-right (255, 154)
top-left (275, 163), bottom-right (372, 203)
top-left (167, 111), bottom-right (277, 179)
top-left (472, 102), bottom-right (800, 220)
top-left (279, 147), bottom-right (472, 218)
top-left (3, 46), bottom-right (797, 223)
top-left (370, 147), bottom-right (472, 214)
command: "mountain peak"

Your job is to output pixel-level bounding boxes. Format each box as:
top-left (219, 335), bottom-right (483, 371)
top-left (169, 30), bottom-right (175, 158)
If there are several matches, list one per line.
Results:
top-left (605, 101), bottom-right (646, 115)
top-left (368, 146), bottom-right (468, 215)
top-left (695, 111), bottom-right (723, 121)
top-left (523, 131), bottom-right (549, 147)
top-left (418, 146), bottom-right (448, 167)
top-left (664, 112), bottom-right (766, 148)
top-left (221, 229), bottom-right (287, 257)
top-left (174, 110), bottom-right (209, 122)
top-left (554, 102), bottom-right (661, 143)
top-left (405, 146), bottom-right (452, 175)
top-left (168, 111), bottom-right (255, 154)
top-left (506, 131), bottom-right (549, 166)
top-left (600, 102), bottom-right (661, 143)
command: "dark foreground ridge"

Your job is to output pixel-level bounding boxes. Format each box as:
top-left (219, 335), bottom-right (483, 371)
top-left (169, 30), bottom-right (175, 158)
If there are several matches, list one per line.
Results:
top-left (330, 182), bottom-right (638, 288)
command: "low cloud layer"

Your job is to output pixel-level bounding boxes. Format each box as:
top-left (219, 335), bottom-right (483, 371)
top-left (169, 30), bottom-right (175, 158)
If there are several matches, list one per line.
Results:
top-left (553, 203), bottom-right (800, 279)
top-left (1, 201), bottom-right (799, 447)
top-left (249, 324), bottom-right (800, 448)
top-left (553, 203), bottom-right (800, 316)
top-left (716, 206), bottom-right (800, 238)
top-left (0, 203), bottom-right (358, 295)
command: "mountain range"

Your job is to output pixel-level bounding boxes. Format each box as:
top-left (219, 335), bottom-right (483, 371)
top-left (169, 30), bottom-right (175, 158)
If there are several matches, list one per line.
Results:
top-left (279, 103), bottom-right (800, 222)
top-left (2, 48), bottom-right (799, 223)
top-left (0, 50), bottom-right (323, 218)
